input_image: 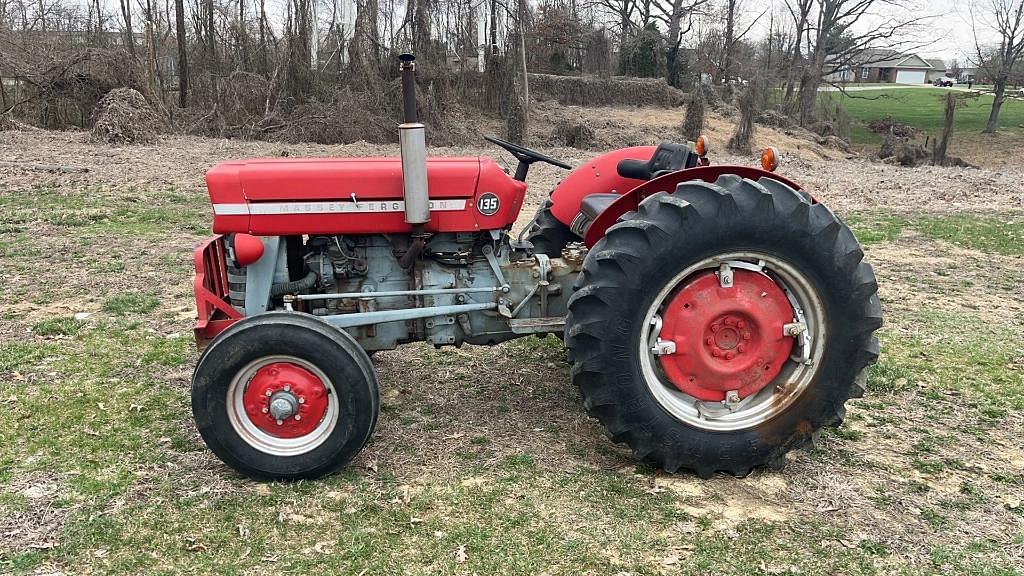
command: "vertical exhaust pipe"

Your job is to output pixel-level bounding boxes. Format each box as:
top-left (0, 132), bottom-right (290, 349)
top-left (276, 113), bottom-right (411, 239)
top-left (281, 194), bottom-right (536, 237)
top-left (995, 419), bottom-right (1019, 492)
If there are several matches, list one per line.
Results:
top-left (398, 53), bottom-right (430, 226)
top-left (398, 53), bottom-right (429, 268)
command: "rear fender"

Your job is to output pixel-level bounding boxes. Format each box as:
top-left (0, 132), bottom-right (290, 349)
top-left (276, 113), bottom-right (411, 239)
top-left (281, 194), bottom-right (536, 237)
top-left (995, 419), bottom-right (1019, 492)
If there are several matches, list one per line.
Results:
top-left (548, 146), bottom-right (657, 226)
top-left (582, 165), bottom-right (806, 247)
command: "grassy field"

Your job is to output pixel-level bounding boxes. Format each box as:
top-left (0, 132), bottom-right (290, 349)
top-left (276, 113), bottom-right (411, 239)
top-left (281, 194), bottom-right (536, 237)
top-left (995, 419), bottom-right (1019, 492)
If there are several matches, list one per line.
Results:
top-left (823, 88), bottom-right (1024, 146)
top-left (1, 134), bottom-right (1023, 575)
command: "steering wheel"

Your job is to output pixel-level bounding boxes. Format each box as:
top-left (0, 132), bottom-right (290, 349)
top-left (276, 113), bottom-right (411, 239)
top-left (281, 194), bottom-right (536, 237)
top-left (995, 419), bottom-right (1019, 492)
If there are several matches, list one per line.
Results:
top-left (484, 135), bottom-right (572, 180)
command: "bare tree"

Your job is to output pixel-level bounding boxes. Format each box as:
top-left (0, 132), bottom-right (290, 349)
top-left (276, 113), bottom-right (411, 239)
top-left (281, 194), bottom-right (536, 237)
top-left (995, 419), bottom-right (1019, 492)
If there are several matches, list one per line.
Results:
top-left (970, 0), bottom-right (1024, 133)
top-left (174, 0), bottom-right (187, 106)
top-left (120, 0), bottom-right (136, 54)
top-left (793, 0), bottom-right (929, 126)
top-left (656, 0), bottom-right (711, 86)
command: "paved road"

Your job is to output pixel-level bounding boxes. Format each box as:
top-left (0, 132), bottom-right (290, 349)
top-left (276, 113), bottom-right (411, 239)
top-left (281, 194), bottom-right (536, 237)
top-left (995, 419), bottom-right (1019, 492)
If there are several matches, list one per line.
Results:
top-left (818, 84), bottom-right (973, 92)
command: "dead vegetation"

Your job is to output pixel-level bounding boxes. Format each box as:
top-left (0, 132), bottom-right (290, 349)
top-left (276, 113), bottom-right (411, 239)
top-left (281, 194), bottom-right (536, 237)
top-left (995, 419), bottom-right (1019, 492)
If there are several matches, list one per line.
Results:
top-left (90, 88), bottom-right (162, 145)
top-left (528, 73), bottom-right (686, 107)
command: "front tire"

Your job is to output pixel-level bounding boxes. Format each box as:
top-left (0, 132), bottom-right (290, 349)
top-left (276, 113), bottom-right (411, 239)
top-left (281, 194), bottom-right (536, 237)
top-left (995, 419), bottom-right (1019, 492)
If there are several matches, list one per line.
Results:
top-left (565, 175), bottom-right (881, 477)
top-left (192, 312), bottom-right (379, 480)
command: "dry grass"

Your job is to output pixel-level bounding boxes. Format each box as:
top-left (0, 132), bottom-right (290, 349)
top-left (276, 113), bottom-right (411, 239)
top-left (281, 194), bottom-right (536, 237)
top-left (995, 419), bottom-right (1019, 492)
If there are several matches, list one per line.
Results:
top-left (0, 121), bottom-right (1023, 575)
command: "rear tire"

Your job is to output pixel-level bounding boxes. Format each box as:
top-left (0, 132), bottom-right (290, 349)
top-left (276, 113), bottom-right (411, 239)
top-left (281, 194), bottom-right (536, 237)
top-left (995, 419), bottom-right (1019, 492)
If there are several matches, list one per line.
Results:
top-left (523, 199), bottom-right (577, 258)
top-left (565, 175), bottom-right (881, 477)
top-left (192, 312), bottom-right (379, 480)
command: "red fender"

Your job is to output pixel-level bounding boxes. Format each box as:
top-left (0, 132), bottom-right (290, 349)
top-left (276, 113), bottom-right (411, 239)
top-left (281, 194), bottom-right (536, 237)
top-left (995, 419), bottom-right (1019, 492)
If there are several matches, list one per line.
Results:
top-left (548, 146), bottom-right (657, 225)
top-left (582, 165), bottom-right (806, 247)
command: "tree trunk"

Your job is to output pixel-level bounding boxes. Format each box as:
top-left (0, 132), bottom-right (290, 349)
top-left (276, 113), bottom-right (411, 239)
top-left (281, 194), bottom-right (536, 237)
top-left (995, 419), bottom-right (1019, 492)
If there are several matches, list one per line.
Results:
top-left (205, 0), bottom-right (215, 66)
top-left (722, 0), bottom-right (735, 83)
top-left (664, 0), bottom-right (683, 87)
top-left (413, 0), bottom-right (431, 57)
top-left (933, 92), bottom-right (955, 164)
top-left (518, 0), bottom-right (529, 109)
top-left (797, 69), bottom-right (819, 126)
top-left (259, 0), bottom-right (268, 75)
top-left (239, 0), bottom-right (247, 63)
top-left (983, 80), bottom-right (1007, 134)
top-left (175, 0), bottom-right (189, 107)
top-left (120, 0), bottom-right (135, 55)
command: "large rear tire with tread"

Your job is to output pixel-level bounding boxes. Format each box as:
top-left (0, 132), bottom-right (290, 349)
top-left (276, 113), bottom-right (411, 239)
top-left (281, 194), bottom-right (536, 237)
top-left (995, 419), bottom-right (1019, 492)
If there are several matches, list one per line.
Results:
top-left (523, 199), bottom-right (577, 258)
top-left (565, 174), bottom-right (881, 478)
top-left (192, 312), bottom-right (379, 480)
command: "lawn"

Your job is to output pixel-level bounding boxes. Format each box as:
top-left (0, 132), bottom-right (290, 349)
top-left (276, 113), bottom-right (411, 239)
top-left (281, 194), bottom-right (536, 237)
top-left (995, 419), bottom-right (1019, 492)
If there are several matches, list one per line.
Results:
top-left (1, 133), bottom-right (1023, 575)
top-left (823, 88), bottom-right (1024, 145)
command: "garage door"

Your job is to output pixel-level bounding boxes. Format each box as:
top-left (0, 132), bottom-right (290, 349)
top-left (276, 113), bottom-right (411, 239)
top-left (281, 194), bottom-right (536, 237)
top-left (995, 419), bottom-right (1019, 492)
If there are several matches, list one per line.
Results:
top-left (895, 70), bottom-right (926, 84)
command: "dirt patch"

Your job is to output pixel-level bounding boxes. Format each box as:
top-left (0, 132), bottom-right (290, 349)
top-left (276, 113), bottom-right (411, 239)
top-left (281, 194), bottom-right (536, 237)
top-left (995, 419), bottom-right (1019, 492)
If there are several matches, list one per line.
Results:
top-left (0, 472), bottom-right (70, 554)
top-left (866, 231), bottom-right (1024, 327)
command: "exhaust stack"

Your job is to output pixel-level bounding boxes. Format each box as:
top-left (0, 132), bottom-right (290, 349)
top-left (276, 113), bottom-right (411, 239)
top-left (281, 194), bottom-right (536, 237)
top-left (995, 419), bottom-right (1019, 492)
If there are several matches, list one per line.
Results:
top-left (398, 53), bottom-right (429, 226)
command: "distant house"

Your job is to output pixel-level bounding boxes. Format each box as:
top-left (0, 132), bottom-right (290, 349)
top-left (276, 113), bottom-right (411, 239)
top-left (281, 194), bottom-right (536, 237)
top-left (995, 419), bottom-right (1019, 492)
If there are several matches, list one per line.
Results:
top-left (826, 49), bottom-right (941, 84)
top-left (925, 59), bottom-right (948, 82)
top-left (957, 67), bottom-right (989, 83)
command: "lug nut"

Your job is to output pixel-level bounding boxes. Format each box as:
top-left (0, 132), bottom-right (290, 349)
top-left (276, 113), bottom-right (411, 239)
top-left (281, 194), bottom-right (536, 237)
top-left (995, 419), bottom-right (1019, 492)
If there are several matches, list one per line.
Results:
top-left (725, 351), bottom-right (735, 360)
top-left (298, 397), bottom-right (305, 404)
top-left (265, 390), bottom-right (272, 396)
top-left (276, 419), bottom-right (283, 425)
top-left (261, 407), bottom-right (268, 413)
top-left (284, 385), bottom-right (291, 392)
top-left (295, 414), bottom-right (301, 421)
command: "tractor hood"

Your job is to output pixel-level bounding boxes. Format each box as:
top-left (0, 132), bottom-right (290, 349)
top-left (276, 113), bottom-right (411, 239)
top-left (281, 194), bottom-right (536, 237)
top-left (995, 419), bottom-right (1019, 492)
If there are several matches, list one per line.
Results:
top-left (206, 156), bottom-right (526, 236)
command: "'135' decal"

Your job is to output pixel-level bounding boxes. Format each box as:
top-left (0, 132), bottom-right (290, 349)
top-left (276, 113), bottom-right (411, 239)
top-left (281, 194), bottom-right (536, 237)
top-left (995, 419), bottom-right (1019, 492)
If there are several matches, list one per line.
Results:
top-left (477, 193), bottom-right (500, 216)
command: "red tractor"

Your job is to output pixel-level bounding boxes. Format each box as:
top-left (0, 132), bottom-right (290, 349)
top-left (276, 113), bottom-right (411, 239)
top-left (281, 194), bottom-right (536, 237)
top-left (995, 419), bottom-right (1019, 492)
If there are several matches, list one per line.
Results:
top-left (191, 55), bottom-right (881, 480)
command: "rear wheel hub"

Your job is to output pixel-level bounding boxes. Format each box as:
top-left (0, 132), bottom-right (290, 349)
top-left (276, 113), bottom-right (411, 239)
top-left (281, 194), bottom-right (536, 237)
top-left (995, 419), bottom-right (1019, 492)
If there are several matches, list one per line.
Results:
top-left (657, 270), bottom-right (795, 402)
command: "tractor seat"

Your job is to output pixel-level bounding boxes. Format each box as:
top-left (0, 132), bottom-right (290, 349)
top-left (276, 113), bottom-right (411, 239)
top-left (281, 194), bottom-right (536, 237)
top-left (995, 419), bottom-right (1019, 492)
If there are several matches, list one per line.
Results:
top-left (571, 193), bottom-right (620, 236)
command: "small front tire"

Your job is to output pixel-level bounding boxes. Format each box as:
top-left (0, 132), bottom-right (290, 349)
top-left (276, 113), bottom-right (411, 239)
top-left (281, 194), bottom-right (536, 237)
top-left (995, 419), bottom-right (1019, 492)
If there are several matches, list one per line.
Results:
top-left (192, 312), bottom-right (379, 480)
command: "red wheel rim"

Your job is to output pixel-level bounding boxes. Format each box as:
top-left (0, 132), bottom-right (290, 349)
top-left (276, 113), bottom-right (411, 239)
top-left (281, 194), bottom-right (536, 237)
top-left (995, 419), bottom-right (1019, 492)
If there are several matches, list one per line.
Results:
top-left (657, 270), bottom-right (795, 402)
top-left (242, 362), bottom-right (331, 438)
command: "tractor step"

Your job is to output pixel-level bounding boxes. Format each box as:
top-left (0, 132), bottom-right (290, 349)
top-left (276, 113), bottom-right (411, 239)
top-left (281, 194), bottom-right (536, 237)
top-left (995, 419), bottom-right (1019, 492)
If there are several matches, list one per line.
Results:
top-left (509, 317), bottom-right (566, 335)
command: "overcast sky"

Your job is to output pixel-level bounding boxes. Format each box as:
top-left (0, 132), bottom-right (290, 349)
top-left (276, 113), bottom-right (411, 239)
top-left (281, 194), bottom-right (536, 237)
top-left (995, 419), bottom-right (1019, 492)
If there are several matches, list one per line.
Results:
top-left (748, 0), bottom-right (989, 65)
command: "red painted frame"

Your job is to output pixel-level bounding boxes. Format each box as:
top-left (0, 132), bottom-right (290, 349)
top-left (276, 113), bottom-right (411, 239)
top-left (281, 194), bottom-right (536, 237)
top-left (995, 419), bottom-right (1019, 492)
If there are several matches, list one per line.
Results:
top-left (583, 165), bottom-right (806, 247)
top-left (193, 235), bottom-right (243, 347)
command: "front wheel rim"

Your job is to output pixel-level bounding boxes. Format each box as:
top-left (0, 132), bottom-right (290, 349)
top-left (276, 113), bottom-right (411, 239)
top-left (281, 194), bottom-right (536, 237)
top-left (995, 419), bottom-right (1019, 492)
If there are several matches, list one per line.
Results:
top-left (639, 252), bottom-right (826, 432)
top-left (227, 355), bottom-right (340, 456)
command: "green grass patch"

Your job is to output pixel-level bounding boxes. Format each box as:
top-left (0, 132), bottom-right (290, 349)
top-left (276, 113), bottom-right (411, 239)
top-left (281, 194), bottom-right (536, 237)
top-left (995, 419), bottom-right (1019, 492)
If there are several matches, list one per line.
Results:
top-left (31, 316), bottom-right (83, 337)
top-left (845, 211), bottom-right (1024, 255)
top-left (0, 186), bottom-right (209, 236)
top-left (874, 308), bottom-right (1024, 414)
top-left (823, 88), bottom-right (1024, 144)
top-left (844, 213), bottom-right (909, 245)
top-left (914, 215), bottom-right (1024, 256)
top-left (103, 293), bottom-right (160, 316)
